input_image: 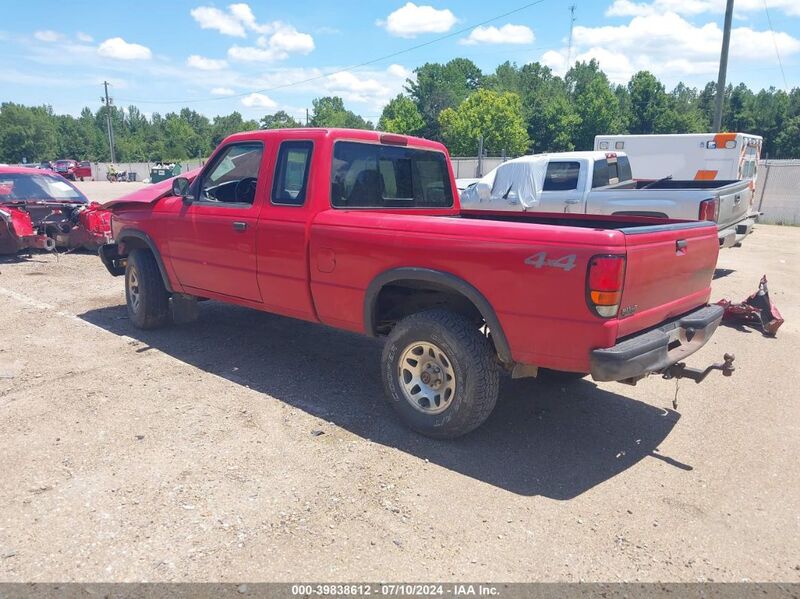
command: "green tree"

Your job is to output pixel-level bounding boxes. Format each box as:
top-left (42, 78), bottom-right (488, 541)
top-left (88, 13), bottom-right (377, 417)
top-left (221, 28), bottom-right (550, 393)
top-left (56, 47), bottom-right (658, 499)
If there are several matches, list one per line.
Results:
top-left (407, 58), bottom-right (483, 140)
top-left (261, 110), bottom-right (302, 129)
top-left (508, 62), bottom-right (578, 153)
top-left (667, 83), bottom-right (705, 133)
top-left (0, 103), bottom-right (58, 163)
top-left (439, 89), bottom-right (529, 156)
top-left (210, 112), bottom-right (259, 147)
top-left (378, 95), bottom-right (425, 136)
top-left (567, 60), bottom-right (624, 149)
top-left (774, 115), bottom-right (800, 158)
top-left (309, 96), bottom-right (373, 129)
top-left (627, 71), bottom-right (672, 134)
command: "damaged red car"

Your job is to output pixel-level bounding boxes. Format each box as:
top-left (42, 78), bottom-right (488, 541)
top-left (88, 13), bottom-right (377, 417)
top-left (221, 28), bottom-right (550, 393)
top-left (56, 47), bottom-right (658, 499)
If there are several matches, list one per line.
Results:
top-left (0, 166), bottom-right (112, 254)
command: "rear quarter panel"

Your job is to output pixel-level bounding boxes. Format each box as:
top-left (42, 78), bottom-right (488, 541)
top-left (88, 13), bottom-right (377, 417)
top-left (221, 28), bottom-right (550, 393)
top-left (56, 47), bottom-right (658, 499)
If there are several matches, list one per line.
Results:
top-left (308, 210), bottom-right (627, 372)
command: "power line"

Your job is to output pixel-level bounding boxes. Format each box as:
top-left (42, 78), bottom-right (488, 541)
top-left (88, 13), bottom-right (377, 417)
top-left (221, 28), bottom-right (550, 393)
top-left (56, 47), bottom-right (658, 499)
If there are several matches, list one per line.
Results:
top-left (762, 0), bottom-right (789, 92)
top-left (115, 0), bottom-right (549, 106)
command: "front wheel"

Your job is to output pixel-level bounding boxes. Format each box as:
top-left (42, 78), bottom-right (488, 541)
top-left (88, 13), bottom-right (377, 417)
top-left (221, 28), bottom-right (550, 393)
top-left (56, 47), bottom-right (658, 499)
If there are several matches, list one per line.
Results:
top-left (126, 248), bottom-right (170, 330)
top-left (381, 309), bottom-right (500, 439)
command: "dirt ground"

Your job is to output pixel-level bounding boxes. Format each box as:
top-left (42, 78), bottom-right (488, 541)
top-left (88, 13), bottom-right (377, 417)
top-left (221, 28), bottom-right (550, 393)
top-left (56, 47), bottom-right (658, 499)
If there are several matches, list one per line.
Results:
top-left (0, 182), bottom-right (798, 582)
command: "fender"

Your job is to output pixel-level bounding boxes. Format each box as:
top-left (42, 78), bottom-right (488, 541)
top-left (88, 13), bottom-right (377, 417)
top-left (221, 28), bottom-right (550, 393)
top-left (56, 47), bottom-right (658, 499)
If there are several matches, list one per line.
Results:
top-left (364, 267), bottom-right (512, 364)
top-left (116, 228), bottom-right (175, 293)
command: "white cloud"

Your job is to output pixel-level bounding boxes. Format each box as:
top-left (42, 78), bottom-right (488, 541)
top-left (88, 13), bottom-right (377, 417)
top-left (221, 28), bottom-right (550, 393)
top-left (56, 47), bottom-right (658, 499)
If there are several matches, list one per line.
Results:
top-left (190, 5), bottom-right (247, 37)
top-left (211, 87), bottom-right (236, 96)
top-left (76, 32), bottom-right (94, 43)
top-left (34, 30), bottom-right (63, 43)
top-left (97, 37), bottom-right (152, 61)
top-left (460, 24), bottom-right (534, 45)
top-left (378, 3), bottom-right (458, 38)
top-left (387, 64), bottom-right (413, 79)
top-left (543, 11), bottom-right (800, 83)
top-left (187, 54), bottom-right (228, 70)
top-left (607, 0), bottom-right (800, 17)
top-left (229, 24), bottom-right (315, 62)
top-left (241, 92), bottom-right (277, 108)
top-left (190, 3), bottom-right (290, 37)
top-left (263, 25), bottom-right (314, 54)
top-left (228, 3), bottom-right (272, 33)
top-left (325, 71), bottom-right (391, 104)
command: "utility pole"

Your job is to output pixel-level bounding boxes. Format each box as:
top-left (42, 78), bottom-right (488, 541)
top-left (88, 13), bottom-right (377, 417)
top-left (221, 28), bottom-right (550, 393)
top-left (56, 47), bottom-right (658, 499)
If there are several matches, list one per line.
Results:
top-left (101, 81), bottom-right (117, 163)
top-left (713, 0), bottom-right (734, 132)
top-left (306, 108), bottom-right (310, 126)
top-left (567, 5), bottom-right (577, 69)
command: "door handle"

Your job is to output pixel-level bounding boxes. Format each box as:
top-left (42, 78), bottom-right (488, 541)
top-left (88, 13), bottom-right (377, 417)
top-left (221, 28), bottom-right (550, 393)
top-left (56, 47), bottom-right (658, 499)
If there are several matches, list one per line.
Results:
top-left (233, 221), bottom-right (247, 232)
top-left (564, 199), bottom-right (581, 205)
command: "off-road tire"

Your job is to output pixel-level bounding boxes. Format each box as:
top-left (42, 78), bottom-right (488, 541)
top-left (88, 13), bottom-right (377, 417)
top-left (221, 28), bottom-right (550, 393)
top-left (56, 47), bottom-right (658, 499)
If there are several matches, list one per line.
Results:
top-left (126, 248), bottom-right (170, 330)
top-left (382, 309), bottom-right (500, 439)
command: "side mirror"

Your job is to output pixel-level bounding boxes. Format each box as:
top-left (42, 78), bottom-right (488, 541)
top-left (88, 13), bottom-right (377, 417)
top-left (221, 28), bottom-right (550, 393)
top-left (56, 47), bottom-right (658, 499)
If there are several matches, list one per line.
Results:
top-left (476, 182), bottom-right (492, 202)
top-left (172, 177), bottom-right (193, 204)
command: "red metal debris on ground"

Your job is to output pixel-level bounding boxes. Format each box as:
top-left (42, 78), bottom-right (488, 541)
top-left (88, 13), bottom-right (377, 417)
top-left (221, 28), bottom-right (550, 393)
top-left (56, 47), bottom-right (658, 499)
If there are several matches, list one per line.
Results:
top-left (717, 275), bottom-right (784, 337)
top-left (0, 206), bottom-right (54, 253)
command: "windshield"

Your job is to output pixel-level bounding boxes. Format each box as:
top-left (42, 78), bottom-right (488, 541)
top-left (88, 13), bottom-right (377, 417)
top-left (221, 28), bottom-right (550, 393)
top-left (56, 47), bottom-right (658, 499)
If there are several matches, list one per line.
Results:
top-left (0, 173), bottom-right (88, 203)
top-left (55, 160), bottom-right (72, 168)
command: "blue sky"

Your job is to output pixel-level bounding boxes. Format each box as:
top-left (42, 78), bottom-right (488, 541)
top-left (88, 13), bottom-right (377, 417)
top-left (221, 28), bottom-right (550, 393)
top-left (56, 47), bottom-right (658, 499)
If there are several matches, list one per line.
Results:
top-left (1, 0), bottom-right (798, 121)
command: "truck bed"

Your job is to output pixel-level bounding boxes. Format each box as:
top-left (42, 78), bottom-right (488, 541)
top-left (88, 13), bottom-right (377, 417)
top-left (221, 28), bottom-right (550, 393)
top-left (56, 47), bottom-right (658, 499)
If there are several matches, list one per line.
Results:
top-left (459, 210), bottom-right (705, 231)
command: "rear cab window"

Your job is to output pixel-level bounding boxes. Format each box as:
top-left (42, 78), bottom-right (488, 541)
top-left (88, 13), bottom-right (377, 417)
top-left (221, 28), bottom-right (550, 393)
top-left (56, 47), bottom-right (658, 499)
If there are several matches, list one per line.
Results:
top-left (592, 156), bottom-right (633, 189)
top-left (331, 141), bottom-right (453, 209)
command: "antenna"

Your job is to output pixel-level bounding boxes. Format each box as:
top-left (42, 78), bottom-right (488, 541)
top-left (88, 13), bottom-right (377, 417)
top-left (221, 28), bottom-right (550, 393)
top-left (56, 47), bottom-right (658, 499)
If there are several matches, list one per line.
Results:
top-left (567, 4), bottom-right (577, 69)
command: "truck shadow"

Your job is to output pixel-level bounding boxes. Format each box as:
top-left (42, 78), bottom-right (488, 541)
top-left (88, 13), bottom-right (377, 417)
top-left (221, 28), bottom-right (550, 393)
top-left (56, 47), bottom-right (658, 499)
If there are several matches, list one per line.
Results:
top-left (79, 302), bottom-right (685, 500)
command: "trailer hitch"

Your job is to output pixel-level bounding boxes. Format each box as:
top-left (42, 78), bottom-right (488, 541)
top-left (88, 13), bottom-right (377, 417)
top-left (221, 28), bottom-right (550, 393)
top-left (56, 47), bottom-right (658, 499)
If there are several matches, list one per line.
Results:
top-left (662, 353), bottom-right (736, 384)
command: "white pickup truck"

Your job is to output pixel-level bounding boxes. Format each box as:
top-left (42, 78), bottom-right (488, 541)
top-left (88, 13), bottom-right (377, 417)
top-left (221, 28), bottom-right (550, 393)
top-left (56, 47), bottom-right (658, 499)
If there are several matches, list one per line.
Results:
top-left (460, 151), bottom-right (758, 248)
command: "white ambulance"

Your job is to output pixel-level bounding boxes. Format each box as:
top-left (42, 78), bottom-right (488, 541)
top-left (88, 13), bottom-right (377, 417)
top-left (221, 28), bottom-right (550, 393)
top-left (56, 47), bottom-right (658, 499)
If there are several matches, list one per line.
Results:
top-left (594, 133), bottom-right (763, 185)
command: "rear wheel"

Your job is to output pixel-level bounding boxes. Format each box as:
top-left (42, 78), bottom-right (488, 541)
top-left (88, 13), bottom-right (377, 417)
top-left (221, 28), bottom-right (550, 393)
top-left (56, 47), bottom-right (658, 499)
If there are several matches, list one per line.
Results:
top-left (381, 309), bottom-right (499, 439)
top-left (126, 248), bottom-right (170, 330)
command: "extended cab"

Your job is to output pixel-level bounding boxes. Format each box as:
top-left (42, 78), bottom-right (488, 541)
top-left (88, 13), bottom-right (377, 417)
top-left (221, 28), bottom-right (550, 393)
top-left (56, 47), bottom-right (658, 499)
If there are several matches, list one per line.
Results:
top-left (99, 129), bottom-right (733, 438)
top-left (460, 152), bottom-right (757, 248)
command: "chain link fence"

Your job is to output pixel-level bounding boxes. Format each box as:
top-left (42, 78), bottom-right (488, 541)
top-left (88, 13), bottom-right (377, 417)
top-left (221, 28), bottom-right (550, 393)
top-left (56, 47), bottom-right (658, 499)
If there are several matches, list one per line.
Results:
top-left (756, 160), bottom-right (800, 225)
top-left (450, 157), bottom-right (506, 179)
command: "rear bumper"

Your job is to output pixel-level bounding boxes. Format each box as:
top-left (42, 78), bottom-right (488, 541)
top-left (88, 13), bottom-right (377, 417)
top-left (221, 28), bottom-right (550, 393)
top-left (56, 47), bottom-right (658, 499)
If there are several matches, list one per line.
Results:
top-left (719, 214), bottom-right (758, 248)
top-left (590, 305), bottom-right (724, 382)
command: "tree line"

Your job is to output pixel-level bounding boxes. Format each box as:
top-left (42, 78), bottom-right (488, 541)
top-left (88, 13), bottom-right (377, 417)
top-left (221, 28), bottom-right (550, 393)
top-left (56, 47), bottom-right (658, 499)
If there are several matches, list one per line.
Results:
top-left (1, 58), bottom-right (798, 164)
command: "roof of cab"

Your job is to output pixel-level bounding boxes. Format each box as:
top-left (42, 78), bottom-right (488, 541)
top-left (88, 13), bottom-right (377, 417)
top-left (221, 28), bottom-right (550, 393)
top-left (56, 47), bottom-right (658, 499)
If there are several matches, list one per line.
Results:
top-left (223, 128), bottom-right (447, 152)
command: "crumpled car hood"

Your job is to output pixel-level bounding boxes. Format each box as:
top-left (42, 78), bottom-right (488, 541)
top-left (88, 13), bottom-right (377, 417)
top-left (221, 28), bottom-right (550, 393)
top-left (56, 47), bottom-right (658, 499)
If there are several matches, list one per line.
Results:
top-left (101, 168), bottom-right (201, 210)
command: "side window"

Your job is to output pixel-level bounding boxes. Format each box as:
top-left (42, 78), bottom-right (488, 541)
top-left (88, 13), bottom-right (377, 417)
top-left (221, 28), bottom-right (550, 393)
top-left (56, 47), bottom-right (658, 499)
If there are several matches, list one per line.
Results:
top-left (544, 162), bottom-right (580, 191)
top-left (199, 142), bottom-right (263, 206)
top-left (592, 160), bottom-right (610, 188)
top-left (272, 141), bottom-right (313, 206)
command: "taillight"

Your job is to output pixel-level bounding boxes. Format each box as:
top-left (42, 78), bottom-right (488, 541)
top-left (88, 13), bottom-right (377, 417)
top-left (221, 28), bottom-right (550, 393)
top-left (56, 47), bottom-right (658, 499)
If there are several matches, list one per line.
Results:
top-left (699, 198), bottom-right (719, 222)
top-left (587, 255), bottom-right (626, 318)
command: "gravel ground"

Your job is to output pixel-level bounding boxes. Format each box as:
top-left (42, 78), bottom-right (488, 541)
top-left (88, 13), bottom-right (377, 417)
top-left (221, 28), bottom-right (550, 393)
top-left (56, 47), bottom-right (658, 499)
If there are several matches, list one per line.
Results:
top-left (0, 183), bottom-right (798, 582)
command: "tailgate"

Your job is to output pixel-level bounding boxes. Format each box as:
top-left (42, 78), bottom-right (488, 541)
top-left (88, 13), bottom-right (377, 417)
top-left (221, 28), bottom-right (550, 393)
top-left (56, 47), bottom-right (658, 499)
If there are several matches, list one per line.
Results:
top-left (617, 221), bottom-right (719, 338)
top-left (717, 181), bottom-right (750, 229)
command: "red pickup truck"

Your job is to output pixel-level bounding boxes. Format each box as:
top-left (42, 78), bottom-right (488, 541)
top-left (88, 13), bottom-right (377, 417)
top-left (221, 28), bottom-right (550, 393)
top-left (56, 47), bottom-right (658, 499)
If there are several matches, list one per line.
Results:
top-left (99, 128), bottom-right (733, 438)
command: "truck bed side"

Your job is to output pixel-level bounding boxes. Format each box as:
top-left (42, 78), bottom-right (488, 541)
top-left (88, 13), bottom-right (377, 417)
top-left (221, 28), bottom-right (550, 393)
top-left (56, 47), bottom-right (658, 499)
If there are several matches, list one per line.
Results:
top-left (308, 210), bottom-right (719, 373)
